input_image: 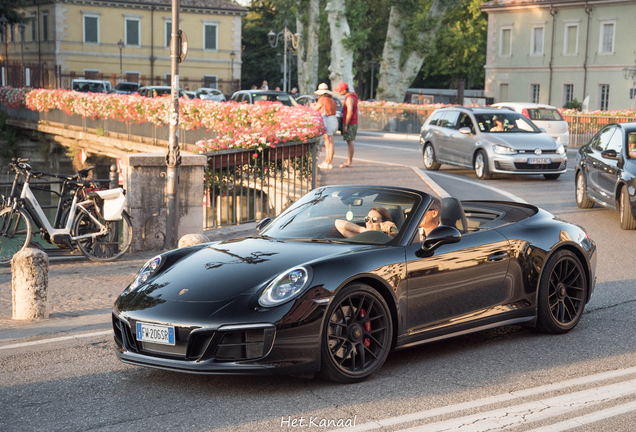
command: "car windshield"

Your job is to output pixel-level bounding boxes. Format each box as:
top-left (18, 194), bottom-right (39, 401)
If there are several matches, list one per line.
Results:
top-left (252, 93), bottom-right (298, 106)
top-left (475, 113), bottom-right (540, 133)
top-left (73, 82), bottom-right (106, 92)
top-left (259, 186), bottom-right (420, 244)
top-left (526, 108), bottom-right (564, 121)
top-left (115, 83), bottom-right (138, 91)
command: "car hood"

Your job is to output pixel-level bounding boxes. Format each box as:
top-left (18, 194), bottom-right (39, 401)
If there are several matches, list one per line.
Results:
top-left (485, 133), bottom-right (558, 150)
top-left (128, 238), bottom-right (364, 303)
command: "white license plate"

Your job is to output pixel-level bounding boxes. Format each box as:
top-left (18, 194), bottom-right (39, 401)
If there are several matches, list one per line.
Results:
top-left (136, 322), bottom-right (175, 346)
top-left (527, 158), bottom-right (552, 165)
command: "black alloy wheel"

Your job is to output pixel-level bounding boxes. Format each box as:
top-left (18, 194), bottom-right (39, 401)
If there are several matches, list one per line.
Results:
top-left (575, 171), bottom-right (594, 209)
top-left (422, 143), bottom-right (441, 170)
top-left (320, 283), bottom-right (393, 383)
top-left (536, 250), bottom-right (588, 334)
top-left (619, 187), bottom-right (636, 230)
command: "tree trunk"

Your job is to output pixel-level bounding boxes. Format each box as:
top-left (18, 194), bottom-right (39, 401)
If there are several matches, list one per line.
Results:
top-left (296, 0), bottom-right (320, 95)
top-left (325, 0), bottom-right (354, 91)
top-left (377, 0), bottom-right (448, 102)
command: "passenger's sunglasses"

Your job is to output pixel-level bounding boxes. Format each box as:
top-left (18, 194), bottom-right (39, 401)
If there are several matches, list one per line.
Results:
top-left (364, 216), bottom-right (379, 223)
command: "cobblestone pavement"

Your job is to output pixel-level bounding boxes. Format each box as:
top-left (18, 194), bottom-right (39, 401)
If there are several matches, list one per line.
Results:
top-left (0, 160), bottom-right (432, 331)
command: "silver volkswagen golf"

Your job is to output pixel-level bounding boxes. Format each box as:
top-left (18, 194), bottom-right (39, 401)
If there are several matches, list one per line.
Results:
top-left (419, 107), bottom-right (567, 180)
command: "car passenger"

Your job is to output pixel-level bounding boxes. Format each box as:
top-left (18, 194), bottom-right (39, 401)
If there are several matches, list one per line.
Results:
top-left (489, 115), bottom-right (511, 132)
top-left (629, 133), bottom-right (636, 159)
top-left (335, 207), bottom-right (397, 238)
top-left (416, 197), bottom-right (441, 242)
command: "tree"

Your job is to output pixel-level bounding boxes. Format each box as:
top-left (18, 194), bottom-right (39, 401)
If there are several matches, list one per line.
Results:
top-left (376, 0), bottom-right (455, 102)
top-left (0, 0), bottom-right (29, 24)
top-left (325, 0), bottom-right (354, 90)
top-left (295, 0), bottom-right (320, 95)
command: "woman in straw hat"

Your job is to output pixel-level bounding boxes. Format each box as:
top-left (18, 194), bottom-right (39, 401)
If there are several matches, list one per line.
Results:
top-left (312, 83), bottom-right (338, 169)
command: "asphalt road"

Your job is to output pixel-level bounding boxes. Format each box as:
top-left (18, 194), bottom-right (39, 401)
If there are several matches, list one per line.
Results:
top-left (1, 134), bottom-right (635, 432)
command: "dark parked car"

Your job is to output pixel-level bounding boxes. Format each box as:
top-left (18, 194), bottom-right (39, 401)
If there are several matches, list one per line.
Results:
top-left (575, 122), bottom-right (636, 229)
top-left (295, 94), bottom-right (343, 131)
top-left (137, 86), bottom-right (189, 99)
top-left (230, 90), bottom-right (298, 106)
top-left (113, 185), bottom-right (596, 383)
top-left (114, 82), bottom-right (140, 94)
top-left (420, 107), bottom-right (567, 180)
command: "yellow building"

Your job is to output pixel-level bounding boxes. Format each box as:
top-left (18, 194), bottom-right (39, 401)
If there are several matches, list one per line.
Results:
top-left (0, 0), bottom-right (246, 94)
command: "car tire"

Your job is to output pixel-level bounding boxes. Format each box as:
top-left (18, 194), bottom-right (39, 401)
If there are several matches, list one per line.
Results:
top-left (535, 250), bottom-right (588, 334)
top-left (422, 143), bottom-right (441, 171)
top-left (474, 150), bottom-right (492, 180)
top-left (320, 283), bottom-right (393, 384)
top-left (544, 174), bottom-right (560, 180)
top-left (575, 171), bottom-right (594, 209)
top-left (619, 186), bottom-right (636, 230)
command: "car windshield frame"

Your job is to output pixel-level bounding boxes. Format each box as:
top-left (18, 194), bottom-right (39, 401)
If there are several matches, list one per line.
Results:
top-left (259, 186), bottom-right (424, 245)
top-left (475, 113), bottom-right (541, 134)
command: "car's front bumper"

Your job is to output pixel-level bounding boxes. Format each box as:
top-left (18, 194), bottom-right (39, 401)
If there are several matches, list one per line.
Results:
top-left (489, 153), bottom-right (567, 175)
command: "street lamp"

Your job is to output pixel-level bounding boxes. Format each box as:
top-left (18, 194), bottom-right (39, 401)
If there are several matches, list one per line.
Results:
top-left (623, 59), bottom-right (636, 110)
top-left (0, 15), bottom-right (9, 86)
top-left (18, 22), bottom-right (25, 87)
top-left (367, 60), bottom-right (379, 100)
top-left (230, 50), bottom-right (235, 93)
top-left (267, 20), bottom-right (301, 93)
top-left (117, 39), bottom-right (124, 82)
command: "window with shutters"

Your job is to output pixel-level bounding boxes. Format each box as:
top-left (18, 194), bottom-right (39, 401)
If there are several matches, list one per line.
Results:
top-left (125, 18), bottom-right (140, 47)
top-left (599, 21), bottom-right (615, 54)
top-left (83, 14), bottom-right (99, 44)
top-left (564, 24), bottom-right (578, 55)
top-left (203, 22), bottom-right (218, 51)
top-left (499, 27), bottom-right (512, 57)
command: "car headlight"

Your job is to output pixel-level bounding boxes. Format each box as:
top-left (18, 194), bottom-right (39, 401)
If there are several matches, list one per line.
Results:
top-left (258, 266), bottom-right (313, 307)
top-left (492, 144), bottom-right (517, 155)
top-left (556, 143), bottom-right (565, 155)
top-left (127, 255), bottom-right (163, 292)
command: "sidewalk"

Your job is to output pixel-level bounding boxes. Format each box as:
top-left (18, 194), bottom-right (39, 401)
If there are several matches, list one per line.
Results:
top-left (0, 158), bottom-right (435, 343)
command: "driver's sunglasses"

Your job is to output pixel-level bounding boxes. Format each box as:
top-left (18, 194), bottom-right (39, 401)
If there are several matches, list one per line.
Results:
top-left (364, 216), bottom-right (379, 223)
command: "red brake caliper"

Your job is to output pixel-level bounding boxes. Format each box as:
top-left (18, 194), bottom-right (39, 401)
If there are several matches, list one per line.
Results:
top-left (360, 308), bottom-right (371, 348)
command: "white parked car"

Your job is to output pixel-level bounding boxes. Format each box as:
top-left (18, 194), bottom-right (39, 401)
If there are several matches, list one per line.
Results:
top-left (491, 103), bottom-right (569, 148)
top-left (195, 87), bottom-right (226, 102)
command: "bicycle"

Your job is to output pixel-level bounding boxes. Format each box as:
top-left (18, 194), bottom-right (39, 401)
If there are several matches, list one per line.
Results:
top-left (0, 158), bottom-right (133, 264)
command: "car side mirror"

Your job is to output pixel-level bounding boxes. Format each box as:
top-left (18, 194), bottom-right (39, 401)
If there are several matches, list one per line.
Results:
top-left (256, 217), bottom-right (272, 232)
top-left (600, 149), bottom-right (619, 160)
top-left (417, 226), bottom-right (461, 257)
top-left (458, 127), bottom-right (472, 135)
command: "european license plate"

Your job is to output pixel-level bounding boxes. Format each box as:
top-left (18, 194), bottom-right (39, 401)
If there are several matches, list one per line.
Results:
top-left (527, 158), bottom-right (551, 165)
top-left (136, 322), bottom-right (175, 346)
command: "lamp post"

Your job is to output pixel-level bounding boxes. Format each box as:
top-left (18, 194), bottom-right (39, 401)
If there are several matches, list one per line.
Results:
top-left (367, 60), bottom-right (380, 100)
top-left (117, 39), bottom-right (124, 82)
top-left (267, 20), bottom-right (300, 93)
top-left (0, 15), bottom-right (8, 86)
top-left (18, 22), bottom-right (25, 87)
top-left (624, 59), bottom-right (636, 110)
top-left (230, 50), bottom-right (235, 93)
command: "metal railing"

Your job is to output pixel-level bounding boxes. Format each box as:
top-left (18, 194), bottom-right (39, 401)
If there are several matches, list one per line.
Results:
top-left (562, 114), bottom-right (635, 147)
top-left (204, 140), bottom-right (318, 229)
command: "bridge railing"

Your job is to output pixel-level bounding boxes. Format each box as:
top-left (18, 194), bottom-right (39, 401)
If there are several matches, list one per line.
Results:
top-left (204, 140), bottom-right (318, 229)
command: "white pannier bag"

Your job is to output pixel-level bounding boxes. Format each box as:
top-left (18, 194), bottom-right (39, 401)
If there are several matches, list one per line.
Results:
top-left (95, 188), bottom-right (127, 221)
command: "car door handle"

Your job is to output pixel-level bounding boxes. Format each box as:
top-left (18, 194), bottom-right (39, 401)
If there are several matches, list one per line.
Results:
top-left (488, 252), bottom-right (508, 262)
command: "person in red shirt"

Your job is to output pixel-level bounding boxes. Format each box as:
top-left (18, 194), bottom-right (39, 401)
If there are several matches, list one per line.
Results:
top-left (335, 82), bottom-right (358, 168)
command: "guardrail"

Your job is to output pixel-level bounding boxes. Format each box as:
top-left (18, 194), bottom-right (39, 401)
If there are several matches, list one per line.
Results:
top-left (204, 140), bottom-right (318, 229)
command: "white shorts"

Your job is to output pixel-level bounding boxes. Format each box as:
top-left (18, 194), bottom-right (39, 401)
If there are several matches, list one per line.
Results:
top-left (323, 115), bottom-right (339, 136)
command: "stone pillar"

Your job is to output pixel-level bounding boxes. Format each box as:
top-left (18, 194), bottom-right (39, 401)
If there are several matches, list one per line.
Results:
top-left (123, 152), bottom-right (207, 252)
top-left (12, 248), bottom-right (49, 320)
top-left (178, 233), bottom-right (210, 248)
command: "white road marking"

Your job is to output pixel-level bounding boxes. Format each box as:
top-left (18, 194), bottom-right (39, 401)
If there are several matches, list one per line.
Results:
top-left (329, 366), bottom-right (636, 432)
top-left (526, 399), bottom-right (636, 431)
top-left (354, 142), bottom-right (420, 152)
top-left (411, 167), bottom-right (450, 198)
top-left (398, 378), bottom-right (636, 432)
top-left (425, 171), bottom-right (527, 203)
top-left (0, 330), bottom-right (112, 350)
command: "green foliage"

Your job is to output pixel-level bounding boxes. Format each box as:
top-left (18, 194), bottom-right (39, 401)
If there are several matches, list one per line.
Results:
top-left (0, 111), bottom-right (19, 160)
top-left (95, 126), bottom-right (104, 137)
top-left (563, 98), bottom-right (582, 110)
top-left (414, 0), bottom-right (488, 90)
top-left (0, 0), bottom-right (30, 25)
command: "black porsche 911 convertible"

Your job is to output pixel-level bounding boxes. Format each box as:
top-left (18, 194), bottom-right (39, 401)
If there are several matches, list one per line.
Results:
top-left (113, 185), bottom-right (597, 383)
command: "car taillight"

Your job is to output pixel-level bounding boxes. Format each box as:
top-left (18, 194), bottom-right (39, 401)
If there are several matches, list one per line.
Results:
top-left (521, 108), bottom-right (530, 119)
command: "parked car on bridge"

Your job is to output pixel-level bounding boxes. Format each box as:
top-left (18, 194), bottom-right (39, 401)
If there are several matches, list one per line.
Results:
top-left (575, 122), bottom-right (636, 230)
top-left (112, 185), bottom-right (596, 383)
top-left (137, 86), bottom-right (190, 99)
top-left (230, 90), bottom-right (298, 106)
top-left (195, 87), bottom-right (226, 102)
top-left (295, 94), bottom-right (343, 131)
top-left (420, 107), bottom-right (567, 180)
top-left (491, 103), bottom-right (569, 148)
top-left (71, 79), bottom-right (112, 93)
top-left (114, 82), bottom-right (140, 95)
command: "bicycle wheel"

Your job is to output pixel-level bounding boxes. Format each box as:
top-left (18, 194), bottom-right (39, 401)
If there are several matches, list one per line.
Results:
top-left (72, 209), bottom-right (133, 262)
top-left (0, 207), bottom-right (33, 265)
